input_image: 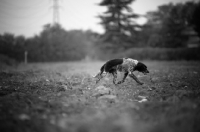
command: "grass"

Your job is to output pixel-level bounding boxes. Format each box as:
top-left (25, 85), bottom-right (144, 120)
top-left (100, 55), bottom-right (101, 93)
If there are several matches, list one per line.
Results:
top-left (0, 61), bottom-right (200, 132)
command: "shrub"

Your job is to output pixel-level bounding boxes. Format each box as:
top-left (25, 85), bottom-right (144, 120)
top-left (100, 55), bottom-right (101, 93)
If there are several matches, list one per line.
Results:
top-left (98, 47), bottom-right (200, 60)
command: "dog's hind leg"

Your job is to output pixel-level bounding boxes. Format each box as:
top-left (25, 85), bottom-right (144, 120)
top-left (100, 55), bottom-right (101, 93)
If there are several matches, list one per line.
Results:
top-left (117, 72), bottom-right (128, 84)
top-left (111, 70), bottom-right (117, 84)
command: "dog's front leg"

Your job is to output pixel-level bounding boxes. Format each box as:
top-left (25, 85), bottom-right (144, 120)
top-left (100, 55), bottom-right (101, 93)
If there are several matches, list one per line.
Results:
top-left (129, 73), bottom-right (144, 85)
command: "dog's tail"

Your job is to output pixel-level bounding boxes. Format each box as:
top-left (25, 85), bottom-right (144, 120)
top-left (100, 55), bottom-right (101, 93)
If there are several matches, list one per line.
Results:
top-left (94, 64), bottom-right (106, 83)
top-left (100, 63), bottom-right (105, 75)
top-left (94, 64), bottom-right (105, 78)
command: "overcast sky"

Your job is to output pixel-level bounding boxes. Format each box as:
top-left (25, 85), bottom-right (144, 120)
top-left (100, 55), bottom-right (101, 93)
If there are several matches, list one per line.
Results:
top-left (0, 0), bottom-right (193, 37)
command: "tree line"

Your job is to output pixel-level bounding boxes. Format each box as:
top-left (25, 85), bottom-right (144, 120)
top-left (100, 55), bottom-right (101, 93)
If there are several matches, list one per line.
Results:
top-left (98, 0), bottom-right (200, 49)
top-left (0, 24), bottom-right (98, 62)
top-left (0, 0), bottom-right (200, 63)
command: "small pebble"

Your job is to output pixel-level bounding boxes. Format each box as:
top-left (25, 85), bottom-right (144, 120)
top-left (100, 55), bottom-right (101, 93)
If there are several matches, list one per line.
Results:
top-left (18, 114), bottom-right (30, 120)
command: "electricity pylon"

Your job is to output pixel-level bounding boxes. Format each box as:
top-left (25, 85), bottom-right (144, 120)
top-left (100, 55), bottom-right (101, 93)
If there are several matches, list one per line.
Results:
top-left (52, 0), bottom-right (59, 25)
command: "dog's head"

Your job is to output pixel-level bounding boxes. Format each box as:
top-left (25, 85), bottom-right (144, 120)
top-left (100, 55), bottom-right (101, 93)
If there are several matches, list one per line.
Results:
top-left (134, 62), bottom-right (149, 75)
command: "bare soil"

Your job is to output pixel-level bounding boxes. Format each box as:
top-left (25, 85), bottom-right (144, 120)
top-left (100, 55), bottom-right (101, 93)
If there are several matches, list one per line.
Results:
top-left (0, 61), bottom-right (200, 132)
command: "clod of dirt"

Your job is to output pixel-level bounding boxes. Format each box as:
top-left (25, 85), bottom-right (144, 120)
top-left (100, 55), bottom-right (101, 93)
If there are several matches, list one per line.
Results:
top-left (98, 95), bottom-right (118, 104)
top-left (98, 95), bottom-right (117, 101)
top-left (166, 95), bottom-right (180, 102)
top-left (60, 84), bottom-right (69, 90)
top-left (138, 98), bottom-right (148, 103)
top-left (92, 86), bottom-right (112, 98)
top-left (138, 95), bottom-right (147, 99)
top-left (18, 114), bottom-right (31, 120)
top-left (138, 95), bottom-right (148, 103)
top-left (175, 90), bottom-right (189, 98)
top-left (148, 86), bottom-right (156, 91)
top-left (151, 77), bottom-right (159, 82)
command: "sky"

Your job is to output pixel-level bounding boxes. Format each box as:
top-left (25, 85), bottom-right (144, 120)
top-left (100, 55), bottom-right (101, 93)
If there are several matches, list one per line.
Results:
top-left (0, 0), bottom-right (193, 37)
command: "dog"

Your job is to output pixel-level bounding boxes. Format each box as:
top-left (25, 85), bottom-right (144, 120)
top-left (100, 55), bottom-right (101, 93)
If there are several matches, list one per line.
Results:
top-left (94, 58), bottom-right (149, 85)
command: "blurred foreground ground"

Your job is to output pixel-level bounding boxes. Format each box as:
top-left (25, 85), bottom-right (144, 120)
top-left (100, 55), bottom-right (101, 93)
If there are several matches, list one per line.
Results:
top-left (0, 61), bottom-right (200, 132)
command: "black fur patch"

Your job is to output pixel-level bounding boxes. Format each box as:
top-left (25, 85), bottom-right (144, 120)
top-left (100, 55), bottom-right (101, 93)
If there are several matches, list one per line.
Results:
top-left (134, 62), bottom-right (149, 73)
top-left (104, 59), bottom-right (123, 72)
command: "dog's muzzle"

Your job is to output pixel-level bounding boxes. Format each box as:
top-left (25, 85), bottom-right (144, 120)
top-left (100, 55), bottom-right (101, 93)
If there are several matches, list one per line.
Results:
top-left (143, 70), bottom-right (149, 75)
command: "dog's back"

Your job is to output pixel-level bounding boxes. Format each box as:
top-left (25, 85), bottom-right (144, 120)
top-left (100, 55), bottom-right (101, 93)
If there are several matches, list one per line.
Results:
top-left (104, 59), bottom-right (123, 72)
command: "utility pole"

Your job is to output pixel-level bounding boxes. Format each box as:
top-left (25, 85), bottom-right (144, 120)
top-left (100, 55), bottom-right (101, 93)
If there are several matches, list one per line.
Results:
top-left (24, 51), bottom-right (28, 64)
top-left (52, 0), bottom-right (60, 25)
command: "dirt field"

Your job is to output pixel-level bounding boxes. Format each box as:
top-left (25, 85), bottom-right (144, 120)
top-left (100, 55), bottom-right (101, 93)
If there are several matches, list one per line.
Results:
top-left (0, 61), bottom-right (200, 132)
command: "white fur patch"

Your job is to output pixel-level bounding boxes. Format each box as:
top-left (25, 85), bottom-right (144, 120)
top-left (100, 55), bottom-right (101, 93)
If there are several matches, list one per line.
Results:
top-left (125, 58), bottom-right (138, 65)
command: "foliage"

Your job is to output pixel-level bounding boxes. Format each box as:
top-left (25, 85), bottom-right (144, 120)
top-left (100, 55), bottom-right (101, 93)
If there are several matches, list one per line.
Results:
top-left (0, 24), bottom-right (98, 62)
top-left (0, 33), bottom-right (25, 61)
top-left (97, 1), bottom-right (199, 50)
top-left (191, 2), bottom-right (200, 38)
top-left (98, 0), bottom-right (139, 47)
top-left (138, 2), bottom-right (198, 48)
top-left (97, 47), bottom-right (200, 60)
top-left (0, 54), bottom-right (17, 70)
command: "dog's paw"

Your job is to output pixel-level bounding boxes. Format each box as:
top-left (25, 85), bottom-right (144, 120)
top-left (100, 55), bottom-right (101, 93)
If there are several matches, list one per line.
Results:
top-left (117, 81), bottom-right (124, 84)
top-left (138, 82), bottom-right (144, 85)
top-left (95, 79), bottom-right (101, 84)
top-left (117, 82), bottom-right (121, 84)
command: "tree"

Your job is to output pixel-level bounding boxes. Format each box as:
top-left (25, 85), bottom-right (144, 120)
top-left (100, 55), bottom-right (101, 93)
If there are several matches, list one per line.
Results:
top-left (98, 0), bottom-right (139, 47)
top-left (0, 33), bottom-right (26, 61)
top-left (24, 23), bottom-right (98, 62)
top-left (191, 2), bottom-right (200, 38)
top-left (160, 3), bottom-right (189, 47)
top-left (140, 2), bottom-right (197, 48)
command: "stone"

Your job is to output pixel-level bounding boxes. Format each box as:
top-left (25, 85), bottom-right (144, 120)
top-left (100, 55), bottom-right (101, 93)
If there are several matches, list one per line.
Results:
top-left (98, 95), bottom-right (118, 103)
top-left (18, 114), bottom-right (30, 120)
top-left (98, 95), bottom-right (117, 100)
top-left (92, 86), bottom-right (112, 98)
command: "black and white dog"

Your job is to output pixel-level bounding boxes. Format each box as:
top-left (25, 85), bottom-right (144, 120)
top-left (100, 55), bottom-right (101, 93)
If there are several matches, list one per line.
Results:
top-left (95, 58), bottom-right (149, 85)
